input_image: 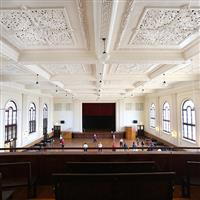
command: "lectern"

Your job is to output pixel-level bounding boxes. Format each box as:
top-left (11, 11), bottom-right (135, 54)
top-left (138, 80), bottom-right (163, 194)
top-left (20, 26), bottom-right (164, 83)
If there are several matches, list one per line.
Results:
top-left (125, 127), bottom-right (136, 140)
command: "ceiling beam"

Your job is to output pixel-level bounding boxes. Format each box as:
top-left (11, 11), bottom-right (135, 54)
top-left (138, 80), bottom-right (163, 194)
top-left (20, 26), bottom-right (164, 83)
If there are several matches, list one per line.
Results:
top-left (23, 64), bottom-right (67, 92)
top-left (148, 64), bottom-right (178, 79)
top-left (109, 51), bottom-right (186, 64)
top-left (106, 0), bottom-right (119, 53)
top-left (92, 0), bottom-right (101, 57)
top-left (183, 38), bottom-right (200, 60)
top-left (65, 85), bottom-right (96, 89)
top-left (105, 74), bottom-right (149, 81)
top-left (50, 74), bottom-right (96, 82)
top-left (25, 85), bottom-right (54, 90)
top-left (165, 74), bottom-right (200, 82)
top-left (0, 75), bottom-right (35, 82)
top-left (18, 49), bottom-right (188, 65)
top-left (0, 39), bottom-right (19, 62)
top-left (19, 51), bottom-right (98, 64)
top-left (24, 64), bottom-right (51, 80)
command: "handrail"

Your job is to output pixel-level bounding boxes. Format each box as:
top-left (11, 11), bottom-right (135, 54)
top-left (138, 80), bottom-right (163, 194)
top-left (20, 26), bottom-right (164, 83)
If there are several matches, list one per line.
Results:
top-left (0, 146), bottom-right (200, 151)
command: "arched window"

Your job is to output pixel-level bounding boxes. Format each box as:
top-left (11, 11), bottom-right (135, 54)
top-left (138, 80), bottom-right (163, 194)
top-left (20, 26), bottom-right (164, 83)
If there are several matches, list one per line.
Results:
top-left (43, 104), bottom-right (48, 119)
top-left (182, 100), bottom-right (196, 141)
top-left (29, 102), bottom-right (36, 133)
top-left (149, 103), bottom-right (156, 128)
top-left (5, 101), bottom-right (17, 143)
top-left (43, 104), bottom-right (48, 135)
top-left (162, 102), bottom-right (170, 133)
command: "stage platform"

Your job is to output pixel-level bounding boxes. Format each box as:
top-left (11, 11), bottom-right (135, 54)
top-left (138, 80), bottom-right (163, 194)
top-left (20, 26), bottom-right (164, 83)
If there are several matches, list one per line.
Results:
top-left (72, 131), bottom-right (125, 139)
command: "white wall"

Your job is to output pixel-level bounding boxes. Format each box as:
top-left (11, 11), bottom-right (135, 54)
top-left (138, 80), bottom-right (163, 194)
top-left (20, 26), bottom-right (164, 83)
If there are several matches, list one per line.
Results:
top-left (0, 86), bottom-right (53, 148)
top-left (53, 97), bottom-right (145, 132)
top-left (117, 97), bottom-right (145, 131)
top-left (53, 99), bottom-right (73, 131)
top-left (144, 82), bottom-right (200, 147)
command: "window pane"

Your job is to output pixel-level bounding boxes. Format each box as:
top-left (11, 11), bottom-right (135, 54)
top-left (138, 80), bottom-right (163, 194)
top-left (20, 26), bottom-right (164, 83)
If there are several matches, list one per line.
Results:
top-left (192, 111), bottom-right (195, 125)
top-left (5, 112), bottom-right (8, 125)
top-left (183, 111), bottom-right (187, 123)
top-left (192, 127), bottom-right (196, 140)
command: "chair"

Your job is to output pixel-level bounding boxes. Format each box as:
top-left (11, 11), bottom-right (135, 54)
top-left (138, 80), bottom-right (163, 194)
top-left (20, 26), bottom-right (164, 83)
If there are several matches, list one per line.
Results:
top-left (0, 173), bottom-right (14, 200)
top-left (0, 162), bottom-right (37, 198)
top-left (52, 172), bottom-right (175, 200)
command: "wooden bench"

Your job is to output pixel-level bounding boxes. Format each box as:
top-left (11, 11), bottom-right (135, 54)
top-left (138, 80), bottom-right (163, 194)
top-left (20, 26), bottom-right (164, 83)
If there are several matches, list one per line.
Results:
top-left (65, 161), bottom-right (158, 173)
top-left (0, 173), bottom-right (14, 200)
top-left (52, 172), bottom-right (175, 200)
top-left (182, 161), bottom-right (200, 197)
top-left (0, 162), bottom-right (37, 198)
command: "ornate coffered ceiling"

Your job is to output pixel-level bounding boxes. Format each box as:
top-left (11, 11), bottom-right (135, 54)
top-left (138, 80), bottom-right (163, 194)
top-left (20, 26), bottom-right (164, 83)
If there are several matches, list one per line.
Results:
top-left (130, 8), bottom-right (200, 46)
top-left (110, 64), bottom-right (155, 74)
top-left (0, 8), bottom-right (74, 49)
top-left (40, 64), bottom-right (93, 75)
top-left (100, 0), bottom-right (113, 38)
top-left (0, 62), bottom-right (31, 75)
top-left (0, 0), bottom-right (200, 100)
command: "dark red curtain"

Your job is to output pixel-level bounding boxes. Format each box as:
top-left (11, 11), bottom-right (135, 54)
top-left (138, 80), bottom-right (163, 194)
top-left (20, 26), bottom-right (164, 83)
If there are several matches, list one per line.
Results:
top-left (82, 103), bottom-right (115, 116)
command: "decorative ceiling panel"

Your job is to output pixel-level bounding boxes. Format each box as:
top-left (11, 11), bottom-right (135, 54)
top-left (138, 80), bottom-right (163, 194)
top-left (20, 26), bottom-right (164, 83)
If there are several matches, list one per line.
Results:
top-left (0, 63), bottom-right (31, 75)
top-left (99, 0), bottom-right (113, 52)
top-left (77, 0), bottom-right (90, 48)
top-left (172, 64), bottom-right (200, 74)
top-left (100, 0), bottom-right (113, 38)
top-left (111, 64), bottom-right (154, 74)
top-left (104, 80), bottom-right (133, 85)
top-left (131, 8), bottom-right (200, 46)
top-left (41, 64), bottom-right (92, 75)
top-left (0, 8), bottom-right (73, 48)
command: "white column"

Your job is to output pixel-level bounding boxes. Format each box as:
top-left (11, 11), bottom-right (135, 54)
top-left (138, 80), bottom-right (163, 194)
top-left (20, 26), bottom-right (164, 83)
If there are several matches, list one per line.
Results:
top-left (73, 100), bottom-right (82, 132)
top-left (0, 95), bottom-right (4, 148)
top-left (116, 100), bottom-right (125, 132)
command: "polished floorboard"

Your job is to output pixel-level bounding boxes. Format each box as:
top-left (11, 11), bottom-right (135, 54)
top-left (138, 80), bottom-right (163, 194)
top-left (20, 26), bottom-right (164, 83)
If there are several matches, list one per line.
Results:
top-left (46, 137), bottom-right (152, 151)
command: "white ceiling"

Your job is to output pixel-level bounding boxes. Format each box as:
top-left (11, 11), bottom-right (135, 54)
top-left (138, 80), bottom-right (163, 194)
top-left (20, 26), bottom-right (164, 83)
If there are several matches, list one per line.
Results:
top-left (0, 0), bottom-right (200, 101)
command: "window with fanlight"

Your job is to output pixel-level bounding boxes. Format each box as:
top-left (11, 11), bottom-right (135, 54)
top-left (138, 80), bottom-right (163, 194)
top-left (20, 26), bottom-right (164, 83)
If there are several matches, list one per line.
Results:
top-left (162, 102), bottom-right (170, 133)
top-left (5, 100), bottom-right (17, 143)
top-left (29, 102), bottom-right (36, 133)
top-left (43, 104), bottom-right (48, 134)
top-left (150, 103), bottom-right (156, 128)
top-left (182, 100), bottom-right (196, 142)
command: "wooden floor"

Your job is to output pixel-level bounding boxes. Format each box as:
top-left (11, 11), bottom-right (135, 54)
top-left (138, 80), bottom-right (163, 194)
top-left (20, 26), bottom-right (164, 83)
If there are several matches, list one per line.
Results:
top-left (55, 137), bottom-right (134, 147)
top-left (48, 137), bottom-right (149, 150)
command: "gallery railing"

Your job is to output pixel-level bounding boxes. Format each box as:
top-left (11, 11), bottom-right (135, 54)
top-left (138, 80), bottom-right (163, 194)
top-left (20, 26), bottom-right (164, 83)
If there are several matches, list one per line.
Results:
top-left (0, 146), bottom-right (200, 152)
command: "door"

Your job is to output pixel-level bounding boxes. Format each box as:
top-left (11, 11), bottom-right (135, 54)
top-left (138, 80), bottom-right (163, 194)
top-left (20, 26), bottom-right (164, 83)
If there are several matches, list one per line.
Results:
top-left (43, 104), bottom-right (48, 141)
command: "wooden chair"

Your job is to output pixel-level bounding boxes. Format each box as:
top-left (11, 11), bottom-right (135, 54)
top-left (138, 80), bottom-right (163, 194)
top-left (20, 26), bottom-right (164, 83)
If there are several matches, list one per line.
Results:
top-left (52, 172), bottom-right (175, 200)
top-left (0, 173), bottom-right (14, 200)
top-left (183, 161), bottom-right (200, 197)
top-left (0, 162), bottom-right (37, 198)
top-left (65, 161), bottom-right (158, 173)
